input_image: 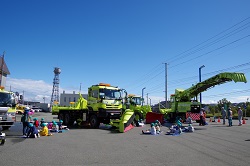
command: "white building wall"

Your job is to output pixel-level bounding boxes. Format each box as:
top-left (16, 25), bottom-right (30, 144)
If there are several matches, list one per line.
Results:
top-left (60, 90), bottom-right (88, 106)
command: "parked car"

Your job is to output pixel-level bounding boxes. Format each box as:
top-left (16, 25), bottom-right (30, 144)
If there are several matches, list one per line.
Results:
top-left (31, 107), bottom-right (42, 112)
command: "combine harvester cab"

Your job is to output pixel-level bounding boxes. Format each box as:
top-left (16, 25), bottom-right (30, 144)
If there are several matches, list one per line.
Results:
top-left (126, 94), bottom-right (152, 122)
top-left (152, 72), bottom-right (247, 123)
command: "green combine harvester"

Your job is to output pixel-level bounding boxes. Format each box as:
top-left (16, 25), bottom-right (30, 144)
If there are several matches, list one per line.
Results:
top-left (159, 72), bottom-right (247, 122)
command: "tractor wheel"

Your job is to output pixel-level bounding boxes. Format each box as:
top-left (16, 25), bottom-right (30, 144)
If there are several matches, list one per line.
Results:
top-left (134, 112), bottom-right (143, 122)
top-left (134, 112), bottom-right (143, 126)
top-left (58, 113), bottom-right (64, 123)
top-left (89, 115), bottom-right (100, 128)
top-left (64, 113), bottom-right (71, 126)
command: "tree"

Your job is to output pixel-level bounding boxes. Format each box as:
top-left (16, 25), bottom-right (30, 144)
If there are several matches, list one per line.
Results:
top-left (209, 105), bottom-right (216, 116)
top-left (217, 98), bottom-right (231, 110)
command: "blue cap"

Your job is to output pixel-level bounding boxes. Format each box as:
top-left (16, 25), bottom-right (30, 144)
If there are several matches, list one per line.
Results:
top-left (41, 123), bottom-right (46, 127)
top-left (28, 123), bottom-right (33, 127)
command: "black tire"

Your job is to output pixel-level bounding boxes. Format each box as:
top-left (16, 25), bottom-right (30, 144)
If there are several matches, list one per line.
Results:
top-left (89, 115), bottom-right (100, 128)
top-left (58, 113), bottom-right (64, 123)
top-left (64, 113), bottom-right (70, 126)
top-left (134, 112), bottom-right (143, 121)
top-left (2, 126), bottom-right (10, 130)
top-left (1, 139), bottom-right (5, 145)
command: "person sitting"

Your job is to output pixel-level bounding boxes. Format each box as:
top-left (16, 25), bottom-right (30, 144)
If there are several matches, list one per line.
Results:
top-left (188, 124), bottom-right (194, 132)
top-left (26, 123), bottom-right (40, 138)
top-left (186, 116), bottom-right (192, 124)
top-left (167, 125), bottom-right (180, 135)
top-left (51, 121), bottom-right (59, 132)
top-left (57, 120), bottom-right (64, 130)
top-left (57, 120), bottom-right (69, 130)
top-left (39, 123), bottom-right (51, 136)
top-left (154, 120), bottom-right (161, 134)
top-left (33, 118), bottom-right (39, 128)
top-left (142, 123), bottom-right (156, 135)
top-left (40, 118), bottom-right (46, 127)
top-left (154, 120), bottom-right (162, 127)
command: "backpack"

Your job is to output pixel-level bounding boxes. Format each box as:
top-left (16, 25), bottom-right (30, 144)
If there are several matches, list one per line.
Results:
top-left (34, 120), bottom-right (39, 127)
top-left (21, 113), bottom-right (29, 123)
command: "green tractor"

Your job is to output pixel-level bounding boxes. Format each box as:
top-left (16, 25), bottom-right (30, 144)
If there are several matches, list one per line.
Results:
top-left (123, 92), bottom-right (152, 125)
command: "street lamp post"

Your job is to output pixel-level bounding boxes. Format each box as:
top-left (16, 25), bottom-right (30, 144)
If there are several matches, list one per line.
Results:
top-left (142, 87), bottom-right (146, 106)
top-left (199, 65), bottom-right (205, 104)
top-left (146, 93), bottom-right (149, 105)
top-left (246, 98), bottom-right (249, 118)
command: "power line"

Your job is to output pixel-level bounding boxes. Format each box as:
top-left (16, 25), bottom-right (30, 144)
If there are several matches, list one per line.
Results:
top-left (203, 89), bottom-right (250, 98)
top-left (169, 34), bottom-right (250, 69)
top-left (165, 17), bottom-right (250, 63)
top-left (124, 17), bottom-right (250, 95)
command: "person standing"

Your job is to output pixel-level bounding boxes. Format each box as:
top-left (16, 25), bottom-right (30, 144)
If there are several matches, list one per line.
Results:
top-left (199, 108), bottom-right (204, 126)
top-left (228, 108), bottom-right (233, 127)
top-left (21, 108), bottom-right (31, 136)
top-left (237, 107), bottom-right (243, 126)
top-left (221, 107), bottom-right (227, 125)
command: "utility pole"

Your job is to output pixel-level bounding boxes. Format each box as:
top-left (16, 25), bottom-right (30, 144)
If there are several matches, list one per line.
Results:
top-left (246, 98), bottom-right (249, 118)
top-left (22, 91), bottom-right (25, 104)
top-left (0, 51), bottom-right (5, 87)
top-left (163, 63), bottom-right (168, 109)
top-left (199, 65), bottom-right (205, 104)
top-left (142, 87), bottom-right (146, 106)
top-left (149, 98), bottom-right (151, 106)
top-left (146, 93), bottom-right (149, 105)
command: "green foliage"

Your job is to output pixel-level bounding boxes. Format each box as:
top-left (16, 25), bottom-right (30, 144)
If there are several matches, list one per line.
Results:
top-left (209, 105), bottom-right (216, 115)
top-left (217, 98), bottom-right (231, 110)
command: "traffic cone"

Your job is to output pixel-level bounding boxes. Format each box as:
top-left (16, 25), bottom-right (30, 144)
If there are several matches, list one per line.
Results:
top-left (243, 118), bottom-right (246, 124)
top-left (218, 117), bottom-right (221, 123)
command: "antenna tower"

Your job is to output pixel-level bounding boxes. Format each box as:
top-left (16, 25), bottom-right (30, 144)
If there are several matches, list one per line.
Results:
top-left (50, 67), bottom-right (61, 106)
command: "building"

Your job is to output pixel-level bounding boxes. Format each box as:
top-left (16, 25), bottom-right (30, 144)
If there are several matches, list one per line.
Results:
top-left (60, 90), bottom-right (88, 106)
top-left (0, 55), bottom-right (10, 87)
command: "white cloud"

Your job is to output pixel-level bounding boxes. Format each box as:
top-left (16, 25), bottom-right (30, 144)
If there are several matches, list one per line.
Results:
top-left (6, 77), bottom-right (79, 103)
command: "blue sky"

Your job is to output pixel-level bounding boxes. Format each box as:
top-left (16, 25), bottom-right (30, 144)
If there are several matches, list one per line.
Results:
top-left (1, 0), bottom-right (250, 105)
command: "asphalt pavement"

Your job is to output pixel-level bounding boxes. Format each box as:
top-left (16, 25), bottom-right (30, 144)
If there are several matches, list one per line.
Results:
top-left (1, 112), bottom-right (250, 166)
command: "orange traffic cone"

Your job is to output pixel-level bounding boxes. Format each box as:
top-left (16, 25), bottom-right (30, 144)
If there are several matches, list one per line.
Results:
top-left (243, 118), bottom-right (246, 124)
top-left (218, 117), bottom-right (221, 123)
